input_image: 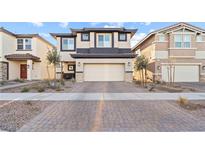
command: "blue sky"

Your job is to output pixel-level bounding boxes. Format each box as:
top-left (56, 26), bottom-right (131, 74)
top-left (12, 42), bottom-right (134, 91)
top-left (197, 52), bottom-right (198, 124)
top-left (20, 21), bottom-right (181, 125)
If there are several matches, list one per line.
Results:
top-left (0, 22), bottom-right (205, 47)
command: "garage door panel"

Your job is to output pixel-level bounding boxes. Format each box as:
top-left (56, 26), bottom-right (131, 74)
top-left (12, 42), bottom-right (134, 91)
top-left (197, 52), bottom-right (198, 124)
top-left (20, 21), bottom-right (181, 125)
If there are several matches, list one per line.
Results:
top-left (162, 65), bottom-right (199, 82)
top-left (84, 64), bottom-right (124, 81)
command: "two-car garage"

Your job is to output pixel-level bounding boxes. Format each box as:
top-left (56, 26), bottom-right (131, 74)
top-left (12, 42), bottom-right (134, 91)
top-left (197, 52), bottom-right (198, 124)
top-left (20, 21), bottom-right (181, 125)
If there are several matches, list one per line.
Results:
top-left (162, 65), bottom-right (199, 82)
top-left (84, 63), bottom-right (125, 81)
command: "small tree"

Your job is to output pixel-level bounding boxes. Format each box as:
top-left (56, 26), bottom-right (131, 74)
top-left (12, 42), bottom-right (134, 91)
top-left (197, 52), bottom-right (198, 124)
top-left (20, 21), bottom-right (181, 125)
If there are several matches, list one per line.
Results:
top-left (46, 48), bottom-right (60, 84)
top-left (166, 57), bottom-right (176, 86)
top-left (134, 55), bottom-right (149, 86)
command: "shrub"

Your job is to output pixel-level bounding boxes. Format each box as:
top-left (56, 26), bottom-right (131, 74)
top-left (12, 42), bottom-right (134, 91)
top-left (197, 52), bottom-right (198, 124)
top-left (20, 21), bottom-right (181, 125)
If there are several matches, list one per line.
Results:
top-left (71, 77), bottom-right (75, 83)
top-left (177, 97), bottom-right (189, 106)
top-left (0, 81), bottom-right (6, 85)
top-left (21, 87), bottom-right (30, 92)
top-left (55, 85), bottom-right (64, 91)
top-left (14, 78), bottom-right (24, 83)
top-left (60, 79), bottom-right (65, 86)
top-left (37, 87), bottom-right (45, 92)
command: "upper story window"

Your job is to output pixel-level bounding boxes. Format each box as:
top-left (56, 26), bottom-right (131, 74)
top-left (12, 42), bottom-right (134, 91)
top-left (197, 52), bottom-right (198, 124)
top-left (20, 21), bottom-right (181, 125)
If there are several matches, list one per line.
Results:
top-left (174, 34), bottom-right (191, 48)
top-left (97, 33), bottom-right (111, 48)
top-left (81, 33), bottom-right (90, 41)
top-left (196, 35), bottom-right (203, 42)
top-left (17, 38), bottom-right (32, 50)
top-left (61, 37), bottom-right (75, 51)
top-left (158, 34), bottom-right (165, 42)
top-left (184, 35), bottom-right (191, 48)
top-left (119, 33), bottom-right (127, 41)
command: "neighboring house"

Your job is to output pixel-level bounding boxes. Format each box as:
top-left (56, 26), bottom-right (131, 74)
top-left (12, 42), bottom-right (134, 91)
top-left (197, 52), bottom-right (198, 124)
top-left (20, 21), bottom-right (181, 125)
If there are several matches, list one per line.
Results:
top-left (0, 27), bottom-right (55, 81)
top-left (132, 22), bottom-right (205, 82)
top-left (51, 28), bottom-right (137, 82)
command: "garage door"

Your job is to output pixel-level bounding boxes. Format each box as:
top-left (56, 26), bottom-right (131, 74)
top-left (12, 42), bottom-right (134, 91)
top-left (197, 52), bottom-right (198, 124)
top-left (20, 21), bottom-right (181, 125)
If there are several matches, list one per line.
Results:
top-left (84, 64), bottom-right (125, 81)
top-left (162, 65), bottom-right (199, 82)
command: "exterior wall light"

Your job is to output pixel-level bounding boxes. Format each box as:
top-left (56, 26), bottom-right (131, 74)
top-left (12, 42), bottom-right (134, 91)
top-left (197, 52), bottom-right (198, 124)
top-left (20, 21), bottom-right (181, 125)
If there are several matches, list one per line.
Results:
top-left (202, 66), bottom-right (205, 70)
top-left (157, 66), bottom-right (161, 70)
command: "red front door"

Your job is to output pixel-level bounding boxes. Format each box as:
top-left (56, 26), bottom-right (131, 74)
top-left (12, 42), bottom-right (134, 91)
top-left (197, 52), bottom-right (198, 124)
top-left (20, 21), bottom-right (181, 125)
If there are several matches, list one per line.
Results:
top-left (20, 64), bottom-right (27, 79)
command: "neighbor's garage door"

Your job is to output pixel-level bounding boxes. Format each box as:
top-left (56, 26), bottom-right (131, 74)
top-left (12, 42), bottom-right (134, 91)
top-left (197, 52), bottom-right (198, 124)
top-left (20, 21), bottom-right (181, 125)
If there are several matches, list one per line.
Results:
top-left (162, 65), bottom-right (199, 82)
top-left (84, 64), bottom-right (125, 81)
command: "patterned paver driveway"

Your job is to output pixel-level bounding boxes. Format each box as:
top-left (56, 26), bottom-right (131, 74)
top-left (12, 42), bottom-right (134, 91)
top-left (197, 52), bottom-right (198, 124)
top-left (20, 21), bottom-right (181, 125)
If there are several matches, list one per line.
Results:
top-left (70, 81), bottom-right (147, 93)
top-left (19, 100), bottom-right (205, 132)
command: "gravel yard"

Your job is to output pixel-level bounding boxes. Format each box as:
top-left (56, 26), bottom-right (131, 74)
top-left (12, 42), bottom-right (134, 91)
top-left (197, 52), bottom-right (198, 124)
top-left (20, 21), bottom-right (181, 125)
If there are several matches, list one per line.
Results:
top-left (0, 101), bottom-right (52, 131)
top-left (1, 80), bottom-right (75, 93)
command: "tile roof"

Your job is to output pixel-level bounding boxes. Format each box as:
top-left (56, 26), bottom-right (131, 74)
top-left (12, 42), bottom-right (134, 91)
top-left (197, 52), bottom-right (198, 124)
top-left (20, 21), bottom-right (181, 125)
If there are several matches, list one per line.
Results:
top-left (5, 53), bottom-right (41, 62)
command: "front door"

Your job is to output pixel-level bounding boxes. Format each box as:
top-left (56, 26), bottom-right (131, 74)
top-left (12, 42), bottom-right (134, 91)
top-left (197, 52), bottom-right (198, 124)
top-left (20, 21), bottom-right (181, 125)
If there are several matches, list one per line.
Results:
top-left (20, 64), bottom-right (27, 79)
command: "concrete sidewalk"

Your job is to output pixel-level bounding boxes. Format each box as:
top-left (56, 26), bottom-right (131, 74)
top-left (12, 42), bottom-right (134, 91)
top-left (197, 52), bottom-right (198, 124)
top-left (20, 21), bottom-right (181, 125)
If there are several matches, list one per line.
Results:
top-left (1, 93), bottom-right (205, 101)
top-left (0, 81), bottom-right (41, 90)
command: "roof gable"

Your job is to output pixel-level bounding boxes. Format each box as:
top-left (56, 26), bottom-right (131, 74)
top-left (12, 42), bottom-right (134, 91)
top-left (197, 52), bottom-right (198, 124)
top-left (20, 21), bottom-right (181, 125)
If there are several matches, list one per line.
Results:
top-left (132, 22), bottom-right (205, 51)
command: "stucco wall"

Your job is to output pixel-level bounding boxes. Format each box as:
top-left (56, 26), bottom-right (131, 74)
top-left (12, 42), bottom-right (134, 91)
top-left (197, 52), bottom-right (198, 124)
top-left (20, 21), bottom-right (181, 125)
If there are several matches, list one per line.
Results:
top-left (36, 37), bottom-right (54, 80)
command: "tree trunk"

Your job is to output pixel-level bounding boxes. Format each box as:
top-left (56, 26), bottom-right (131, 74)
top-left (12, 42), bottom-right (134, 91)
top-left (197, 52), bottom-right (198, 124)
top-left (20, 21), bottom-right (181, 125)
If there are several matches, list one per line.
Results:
top-left (145, 68), bottom-right (147, 86)
top-left (141, 69), bottom-right (144, 87)
top-left (54, 65), bottom-right (56, 80)
top-left (47, 65), bottom-right (50, 80)
top-left (60, 62), bottom-right (63, 81)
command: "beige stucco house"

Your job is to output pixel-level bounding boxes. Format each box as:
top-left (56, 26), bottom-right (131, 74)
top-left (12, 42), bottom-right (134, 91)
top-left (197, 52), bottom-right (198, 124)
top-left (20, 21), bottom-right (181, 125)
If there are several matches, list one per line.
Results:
top-left (0, 27), bottom-right (55, 81)
top-left (51, 28), bottom-right (137, 82)
top-left (132, 22), bottom-right (205, 82)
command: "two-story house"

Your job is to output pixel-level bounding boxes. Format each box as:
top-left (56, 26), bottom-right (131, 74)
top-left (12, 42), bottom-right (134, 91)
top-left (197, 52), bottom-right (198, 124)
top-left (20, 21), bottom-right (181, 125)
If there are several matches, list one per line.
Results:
top-left (132, 22), bottom-right (205, 82)
top-left (51, 28), bottom-right (137, 82)
top-left (0, 27), bottom-right (55, 81)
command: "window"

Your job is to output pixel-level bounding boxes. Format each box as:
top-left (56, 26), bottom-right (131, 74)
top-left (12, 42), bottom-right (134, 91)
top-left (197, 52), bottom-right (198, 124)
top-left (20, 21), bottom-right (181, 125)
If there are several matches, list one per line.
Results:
top-left (174, 35), bottom-right (183, 48)
top-left (97, 34), bottom-right (111, 48)
top-left (174, 35), bottom-right (191, 48)
top-left (196, 35), bottom-right (203, 42)
top-left (119, 33), bottom-right (126, 41)
top-left (61, 37), bottom-right (75, 51)
top-left (158, 35), bottom-right (165, 42)
top-left (183, 35), bottom-right (191, 48)
top-left (25, 39), bottom-right (32, 50)
top-left (17, 38), bottom-right (32, 50)
top-left (81, 33), bottom-right (89, 41)
top-left (17, 39), bottom-right (23, 50)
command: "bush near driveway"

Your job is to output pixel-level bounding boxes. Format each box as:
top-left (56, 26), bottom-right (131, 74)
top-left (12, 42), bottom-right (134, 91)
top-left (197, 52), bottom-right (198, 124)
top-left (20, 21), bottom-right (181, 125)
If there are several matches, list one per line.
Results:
top-left (21, 87), bottom-right (30, 93)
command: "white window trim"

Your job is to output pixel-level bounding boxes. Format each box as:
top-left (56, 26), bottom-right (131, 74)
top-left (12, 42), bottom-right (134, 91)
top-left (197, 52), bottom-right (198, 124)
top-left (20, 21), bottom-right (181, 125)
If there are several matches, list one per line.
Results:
top-left (174, 34), bottom-right (191, 48)
top-left (97, 33), bottom-right (112, 48)
top-left (61, 37), bottom-right (75, 51)
top-left (17, 38), bottom-right (32, 50)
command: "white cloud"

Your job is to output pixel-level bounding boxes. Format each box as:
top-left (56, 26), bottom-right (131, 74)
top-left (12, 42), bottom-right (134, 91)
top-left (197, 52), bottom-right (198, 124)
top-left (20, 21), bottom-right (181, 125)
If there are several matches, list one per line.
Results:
top-left (140, 22), bottom-right (152, 26)
top-left (59, 22), bottom-right (69, 28)
top-left (31, 22), bottom-right (44, 27)
top-left (130, 33), bottom-right (147, 47)
top-left (104, 22), bottom-right (125, 28)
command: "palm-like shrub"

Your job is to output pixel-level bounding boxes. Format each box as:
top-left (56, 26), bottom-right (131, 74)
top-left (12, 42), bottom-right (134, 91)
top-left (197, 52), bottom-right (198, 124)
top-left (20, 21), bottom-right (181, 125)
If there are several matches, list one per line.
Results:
top-left (134, 55), bottom-right (149, 86)
top-left (47, 48), bottom-right (60, 88)
top-left (47, 48), bottom-right (60, 80)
